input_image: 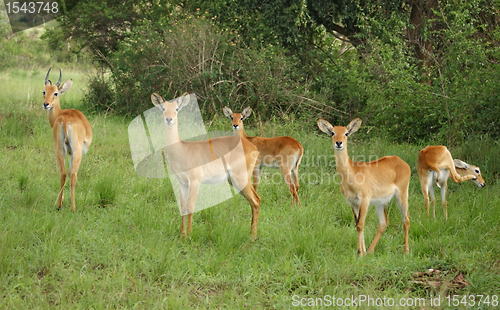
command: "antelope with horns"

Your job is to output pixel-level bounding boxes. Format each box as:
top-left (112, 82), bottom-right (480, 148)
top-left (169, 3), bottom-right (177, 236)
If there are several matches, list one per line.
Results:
top-left (43, 68), bottom-right (93, 211)
top-left (417, 145), bottom-right (484, 219)
top-left (152, 94), bottom-right (262, 239)
top-left (223, 107), bottom-right (303, 205)
top-left (317, 118), bottom-right (411, 255)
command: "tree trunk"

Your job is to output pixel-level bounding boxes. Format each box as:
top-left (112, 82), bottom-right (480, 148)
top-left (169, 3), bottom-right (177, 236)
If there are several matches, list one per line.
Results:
top-left (409, 0), bottom-right (440, 78)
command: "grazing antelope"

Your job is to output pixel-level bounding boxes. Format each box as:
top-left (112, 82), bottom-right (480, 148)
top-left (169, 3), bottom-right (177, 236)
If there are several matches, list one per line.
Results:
top-left (317, 118), bottom-right (411, 255)
top-left (42, 68), bottom-right (93, 212)
top-left (151, 93), bottom-right (261, 239)
top-left (223, 107), bottom-right (303, 205)
top-left (417, 145), bottom-right (485, 219)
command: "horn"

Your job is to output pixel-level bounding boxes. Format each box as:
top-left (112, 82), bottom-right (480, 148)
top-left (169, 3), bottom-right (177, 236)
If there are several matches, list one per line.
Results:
top-left (45, 67), bottom-right (52, 85)
top-left (55, 69), bottom-right (62, 87)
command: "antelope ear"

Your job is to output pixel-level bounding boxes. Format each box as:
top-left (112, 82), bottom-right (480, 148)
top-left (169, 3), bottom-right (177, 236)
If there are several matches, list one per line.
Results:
top-left (317, 118), bottom-right (334, 136)
top-left (151, 93), bottom-right (164, 107)
top-left (177, 93), bottom-right (191, 110)
top-left (347, 117), bottom-right (362, 136)
top-left (453, 159), bottom-right (468, 169)
top-left (241, 107), bottom-right (253, 120)
top-left (58, 79), bottom-right (72, 95)
top-left (223, 106), bottom-right (234, 118)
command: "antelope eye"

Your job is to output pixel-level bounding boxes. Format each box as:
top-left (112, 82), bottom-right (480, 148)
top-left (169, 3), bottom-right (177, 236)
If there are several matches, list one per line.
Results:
top-left (475, 169), bottom-right (480, 174)
top-left (42, 91), bottom-right (46, 95)
top-left (240, 117), bottom-right (243, 120)
top-left (54, 93), bottom-right (58, 97)
top-left (344, 132), bottom-right (348, 137)
top-left (175, 107), bottom-right (179, 112)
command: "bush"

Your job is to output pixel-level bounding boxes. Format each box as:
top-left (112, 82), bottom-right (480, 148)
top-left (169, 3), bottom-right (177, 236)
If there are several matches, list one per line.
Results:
top-left (84, 71), bottom-right (115, 113)
top-left (0, 31), bottom-right (51, 70)
top-left (83, 6), bottom-right (500, 146)
top-left (92, 15), bottom-right (311, 118)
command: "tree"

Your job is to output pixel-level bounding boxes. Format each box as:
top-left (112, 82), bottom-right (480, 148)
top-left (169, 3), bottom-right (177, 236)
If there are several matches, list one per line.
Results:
top-left (42, 0), bottom-right (175, 58)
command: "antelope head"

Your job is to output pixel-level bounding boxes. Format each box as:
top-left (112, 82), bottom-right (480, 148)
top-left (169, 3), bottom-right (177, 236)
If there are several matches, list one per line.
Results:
top-left (42, 68), bottom-right (72, 111)
top-left (151, 93), bottom-right (191, 126)
top-left (223, 106), bottom-right (252, 131)
top-left (317, 117), bottom-right (362, 151)
top-left (454, 159), bottom-right (486, 188)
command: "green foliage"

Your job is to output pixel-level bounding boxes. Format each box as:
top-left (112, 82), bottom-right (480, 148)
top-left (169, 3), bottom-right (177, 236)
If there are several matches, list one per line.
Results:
top-left (430, 0), bottom-right (500, 142)
top-left (0, 4), bottom-right (11, 39)
top-left (65, 0), bottom-right (500, 145)
top-left (314, 0), bottom-right (500, 144)
top-left (186, 0), bottom-right (308, 49)
top-left (0, 30), bottom-right (52, 69)
top-left (361, 0), bottom-right (500, 144)
top-left (93, 15), bottom-right (309, 117)
top-left (0, 9), bottom-right (92, 69)
top-left (84, 71), bottom-right (115, 112)
top-left (41, 0), bottom-right (176, 58)
top-left (359, 40), bottom-right (439, 143)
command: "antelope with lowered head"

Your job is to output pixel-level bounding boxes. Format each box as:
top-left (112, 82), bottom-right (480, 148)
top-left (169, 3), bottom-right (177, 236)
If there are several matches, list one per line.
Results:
top-left (317, 117), bottom-right (411, 256)
top-left (42, 68), bottom-right (93, 212)
top-left (152, 94), bottom-right (261, 239)
top-left (223, 106), bottom-right (303, 205)
top-left (417, 145), bottom-right (485, 220)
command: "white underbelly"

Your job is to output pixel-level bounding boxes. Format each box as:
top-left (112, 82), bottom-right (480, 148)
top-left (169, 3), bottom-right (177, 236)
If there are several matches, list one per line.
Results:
top-left (370, 196), bottom-right (394, 208)
top-left (200, 173), bottom-right (229, 184)
top-left (345, 195), bottom-right (394, 208)
top-left (429, 169), bottom-right (450, 187)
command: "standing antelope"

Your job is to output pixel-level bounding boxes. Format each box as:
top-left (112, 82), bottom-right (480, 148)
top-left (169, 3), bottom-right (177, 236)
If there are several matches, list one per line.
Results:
top-left (223, 107), bottom-right (303, 205)
top-left (43, 68), bottom-right (93, 212)
top-left (317, 118), bottom-right (410, 255)
top-left (417, 145), bottom-right (485, 220)
top-left (152, 94), bottom-right (262, 239)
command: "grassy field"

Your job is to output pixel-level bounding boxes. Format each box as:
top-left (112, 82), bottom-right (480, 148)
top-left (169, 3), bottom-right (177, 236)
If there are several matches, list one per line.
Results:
top-left (1, 69), bottom-right (499, 309)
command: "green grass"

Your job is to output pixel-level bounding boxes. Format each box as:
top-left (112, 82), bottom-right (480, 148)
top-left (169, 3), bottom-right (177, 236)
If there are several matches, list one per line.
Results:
top-left (1, 69), bottom-right (500, 309)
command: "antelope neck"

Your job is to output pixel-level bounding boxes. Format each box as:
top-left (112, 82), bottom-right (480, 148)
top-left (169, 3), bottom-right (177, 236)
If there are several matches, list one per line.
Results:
top-left (235, 123), bottom-right (249, 139)
top-left (47, 102), bottom-right (63, 128)
top-left (334, 146), bottom-right (353, 175)
top-left (164, 121), bottom-right (182, 145)
top-left (164, 122), bottom-right (216, 160)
